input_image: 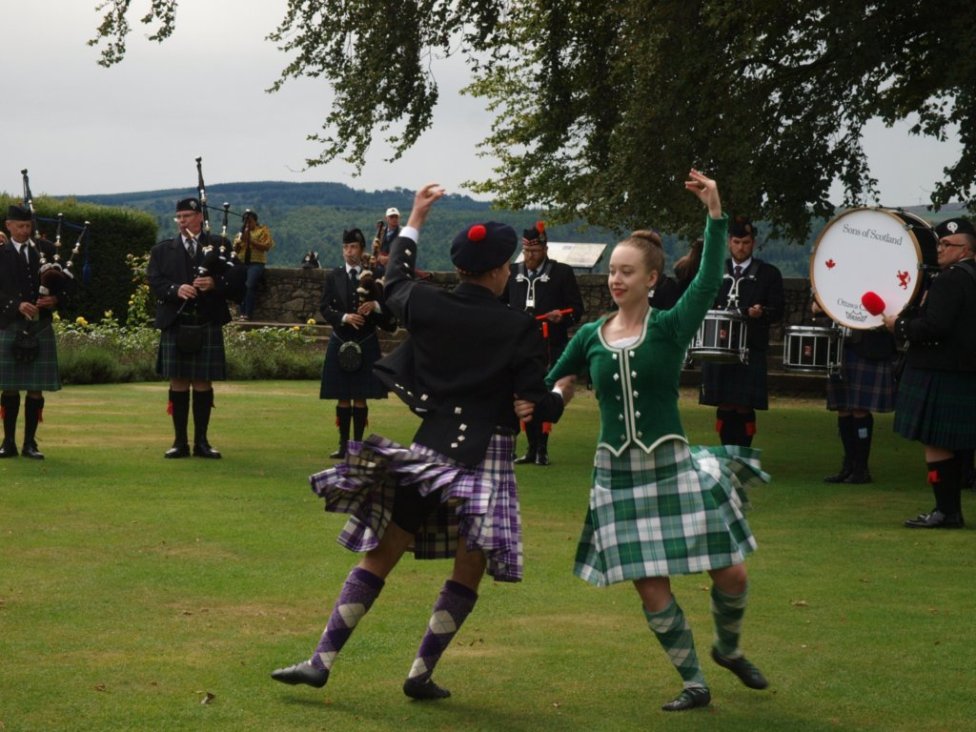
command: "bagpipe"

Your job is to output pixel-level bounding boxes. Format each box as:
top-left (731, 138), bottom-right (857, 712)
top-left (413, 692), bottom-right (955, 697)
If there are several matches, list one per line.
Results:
top-left (21, 169), bottom-right (89, 298)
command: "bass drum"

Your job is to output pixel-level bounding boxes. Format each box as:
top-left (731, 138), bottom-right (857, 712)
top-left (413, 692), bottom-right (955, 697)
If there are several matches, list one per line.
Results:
top-left (810, 208), bottom-right (936, 330)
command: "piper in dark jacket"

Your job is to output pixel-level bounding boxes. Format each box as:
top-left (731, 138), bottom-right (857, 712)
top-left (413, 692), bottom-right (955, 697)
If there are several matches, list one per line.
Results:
top-left (271, 183), bottom-right (566, 701)
top-left (0, 205), bottom-right (62, 459)
top-left (147, 197), bottom-right (239, 459)
top-left (885, 217), bottom-right (976, 529)
top-left (318, 227), bottom-right (397, 458)
top-left (505, 221), bottom-right (584, 465)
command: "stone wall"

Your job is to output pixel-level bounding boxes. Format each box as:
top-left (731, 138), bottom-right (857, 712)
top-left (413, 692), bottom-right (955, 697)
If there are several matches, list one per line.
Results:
top-left (254, 268), bottom-right (812, 343)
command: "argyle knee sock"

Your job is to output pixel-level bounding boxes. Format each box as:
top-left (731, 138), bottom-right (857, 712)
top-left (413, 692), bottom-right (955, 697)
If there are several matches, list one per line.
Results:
top-left (711, 584), bottom-right (748, 659)
top-left (311, 567), bottom-right (385, 672)
top-left (644, 597), bottom-right (706, 689)
top-left (406, 580), bottom-right (478, 684)
top-left (351, 406), bottom-right (368, 442)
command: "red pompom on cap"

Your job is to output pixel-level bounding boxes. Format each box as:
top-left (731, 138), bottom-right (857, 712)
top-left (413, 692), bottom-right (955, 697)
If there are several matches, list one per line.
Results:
top-left (468, 224), bottom-right (487, 242)
top-left (861, 291), bottom-right (886, 316)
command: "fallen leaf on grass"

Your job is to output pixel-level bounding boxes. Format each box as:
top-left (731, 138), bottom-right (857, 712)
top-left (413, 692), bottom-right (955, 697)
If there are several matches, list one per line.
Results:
top-left (94, 684), bottom-right (107, 692)
top-left (790, 600), bottom-right (809, 608)
top-left (200, 692), bottom-right (215, 705)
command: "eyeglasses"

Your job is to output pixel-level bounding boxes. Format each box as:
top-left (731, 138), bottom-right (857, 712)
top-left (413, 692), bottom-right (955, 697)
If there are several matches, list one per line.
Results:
top-left (936, 241), bottom-right (967, 249)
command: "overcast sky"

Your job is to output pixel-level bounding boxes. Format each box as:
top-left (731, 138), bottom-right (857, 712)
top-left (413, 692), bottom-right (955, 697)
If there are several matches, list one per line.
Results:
top-left (2, 0), bottom-right (964, 211)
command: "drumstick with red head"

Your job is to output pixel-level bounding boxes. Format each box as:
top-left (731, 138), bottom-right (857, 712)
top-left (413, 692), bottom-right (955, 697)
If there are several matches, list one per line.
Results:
top-left (861, 291), bottom-right (886, 316)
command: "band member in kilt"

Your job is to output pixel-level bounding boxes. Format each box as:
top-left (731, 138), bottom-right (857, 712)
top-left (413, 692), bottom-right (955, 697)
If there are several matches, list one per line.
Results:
top-left (147, 198), bottom-right (236, 459)
top-left (523, 171), bottom-right (769, 712)
top-left (272, 183), bottom-right (566, 700)
top-left (884, 217), bottom-right (976, 528)
top-left (813, 302), bottom-right (897, 484)
top-left (505, 222), bottom-right (584, 465)
top-left (698, 216), bottom-right (784, 447)
top-left (0, 205), bottom-right (62, 459)
top-left (318, 228), bottom-right (397, 459)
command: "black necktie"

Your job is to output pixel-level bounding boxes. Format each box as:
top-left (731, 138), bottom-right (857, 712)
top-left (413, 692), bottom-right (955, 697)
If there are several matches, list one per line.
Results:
top-left (21, 245), bottom-right (30, 267)
top-left (733, 265), bottom-right (743, 279)
top-left (187, 238), bottom-right (197, 259)
top-left (350, 267), bottom-right (359, 281)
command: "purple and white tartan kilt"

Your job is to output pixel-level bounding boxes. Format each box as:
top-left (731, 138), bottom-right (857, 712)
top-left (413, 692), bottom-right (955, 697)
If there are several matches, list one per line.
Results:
top-left (826, 346), bottom-right (895, 413)
top-left (894, 365), bottom-right (976, 449)
top-left (0, 321), bottom-right (61, 391)
top-left (575, 439), bottom-right (769, 586)
top-left (309, 432), bottom-right (523, 582)
top-left (155, 324), bottom-right (227, 381)
top-left (699, 357), bottom-right (769, 410)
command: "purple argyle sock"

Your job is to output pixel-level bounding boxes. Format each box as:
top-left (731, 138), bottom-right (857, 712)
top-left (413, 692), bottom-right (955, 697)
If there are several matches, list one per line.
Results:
top-left (406, 580), bottom-right (478, 683)
top-left (310, 567), bottom-right (384, 671)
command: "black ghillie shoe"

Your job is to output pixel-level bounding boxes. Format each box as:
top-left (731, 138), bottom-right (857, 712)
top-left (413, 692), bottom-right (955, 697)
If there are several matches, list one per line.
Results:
top-left (903, 510), bottom-right (964, 529)
top-left (514, 451), bottom-right (536, 465)
top-left (403, 677), bottom-right (451, 700)
top-left (661, 686), bottom-right (711, 712)
top-left (270, 661), bottom-right (328, 688)
top-left (711, 647), bottom-right (769, 689)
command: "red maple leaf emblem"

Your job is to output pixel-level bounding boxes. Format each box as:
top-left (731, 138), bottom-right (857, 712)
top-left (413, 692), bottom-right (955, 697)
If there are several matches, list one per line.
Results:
top-left (897, 271), bottom-right (910, 289)
top-left (825, 259), bottom-right (836, 269)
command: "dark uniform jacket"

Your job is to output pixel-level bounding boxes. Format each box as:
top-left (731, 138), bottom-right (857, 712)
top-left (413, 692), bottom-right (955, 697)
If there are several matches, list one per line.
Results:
top-left (377, 234), bottom-right (565, 467)
top-left (713, 258), bottom-right (785, 351)
top-left (147, 233), bottom-right (237, 330)
top-left (319, 265), bottom-right (397, 341)
top-left (505, 258), bottom-right (584, 359)
top-left (896, 259), bottom-right (976, 372)
top-left (0, 238), bottom-right (58, 329)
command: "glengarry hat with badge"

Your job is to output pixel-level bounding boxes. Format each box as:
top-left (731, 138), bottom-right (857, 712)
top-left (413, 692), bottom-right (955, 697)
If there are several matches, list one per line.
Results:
top-left (176, 197), bottom-right (202, 212)
top-left (935, 217), bottom-right (976, 238)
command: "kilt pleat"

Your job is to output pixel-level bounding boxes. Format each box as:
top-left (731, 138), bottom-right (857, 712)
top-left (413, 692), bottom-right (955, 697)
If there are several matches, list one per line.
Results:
top-left (699, 357), bottom-right (768, 409)
top-left (309, 433), bottom-right (522, 582)
top-left (0, 322), bottom-right (61, 391)
top-left (826, 346), bottom-right (895, 412)
top-left (894, 365), bottom-right (976, 449)
top-left (319, 332), bottom-right (388, 400)
top-left (574, 440), bottom-right (768, 586)
top-left (156, 325), bottom-right (226, 381)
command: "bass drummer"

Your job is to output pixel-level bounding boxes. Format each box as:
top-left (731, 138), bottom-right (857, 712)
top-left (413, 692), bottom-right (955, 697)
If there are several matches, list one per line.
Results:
top-left (699, 216), bottom-right (784, 446)
top-left (810, 300), bottom-right (896, 484)
top-left (884, 217), bottom-right (976, 529)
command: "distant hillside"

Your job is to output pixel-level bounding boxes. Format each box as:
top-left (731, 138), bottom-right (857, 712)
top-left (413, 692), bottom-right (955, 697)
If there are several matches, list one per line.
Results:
top-left (75, 181), bottom-right (970, 277)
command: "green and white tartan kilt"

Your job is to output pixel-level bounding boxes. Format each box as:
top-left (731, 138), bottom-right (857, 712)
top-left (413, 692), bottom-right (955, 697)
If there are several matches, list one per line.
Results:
top-left (0, 321), bottom-right (61, 391)
top-left (156, 324), bottom-right (227, 381)
top-left (575, 439), bottom-right (769, 586)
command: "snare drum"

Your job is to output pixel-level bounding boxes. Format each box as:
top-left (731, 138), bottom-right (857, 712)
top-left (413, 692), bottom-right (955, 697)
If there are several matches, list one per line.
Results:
top-left (688, 309), bottom-right (749, 364)
top-left (782, 326), bottom-right (844, 374)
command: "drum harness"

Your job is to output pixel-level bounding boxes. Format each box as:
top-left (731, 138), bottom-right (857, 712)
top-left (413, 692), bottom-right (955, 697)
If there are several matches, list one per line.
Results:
top-left (515, 259), bottom-right (553, 314)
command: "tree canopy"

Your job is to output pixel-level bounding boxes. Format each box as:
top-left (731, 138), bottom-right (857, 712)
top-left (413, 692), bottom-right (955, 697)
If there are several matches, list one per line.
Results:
top-left (90, 0), bottom-right (976, 241)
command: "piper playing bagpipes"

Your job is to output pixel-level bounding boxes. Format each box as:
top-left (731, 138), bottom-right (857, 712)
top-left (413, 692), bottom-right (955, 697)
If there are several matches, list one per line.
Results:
top-left (147, 160), bottom-right (242, 460)
top-left (0, 202), bottom-right (66, 460)
top-left (504, 221), bottom-right (584, 465)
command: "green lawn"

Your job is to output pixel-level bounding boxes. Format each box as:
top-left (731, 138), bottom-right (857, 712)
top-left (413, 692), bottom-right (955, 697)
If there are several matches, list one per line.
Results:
top-left (1, 382), bottom-right (972, 731)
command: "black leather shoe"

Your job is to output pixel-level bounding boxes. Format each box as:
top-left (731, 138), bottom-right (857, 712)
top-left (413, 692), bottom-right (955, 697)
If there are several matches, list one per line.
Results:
top-left (843, 470), bottom-right (872, 484)
top-left (0, 441), bottom-right (18, 458)
top-left (193, 442), bottom-right (222, 459)
top-left (329, 443), bottom-right (347, 459)
top-left (535, 451), bottom-right (550, 466)
top-left (403, 677), bottom-right (451, 700)
top-left (711, 648), bottom-right (769, 689)
top-left (271, 661), bottom-right (328, 688)
top-left (21, 442), bottom-right (44, 460)
top-left (904, 510), bottom-right (964, 529)
top-left (661, 687), bottom-right (710, 712)
top-left (164, 443), bottom-right (190, 459)
top-left (514, 451), bottom-right (536, 465)
top-left (823, 467), bottom-right (851, 483)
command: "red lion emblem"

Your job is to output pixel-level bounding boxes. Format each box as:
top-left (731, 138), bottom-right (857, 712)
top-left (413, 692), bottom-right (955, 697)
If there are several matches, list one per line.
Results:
top-left (897, 270), bottom-right (911, 289)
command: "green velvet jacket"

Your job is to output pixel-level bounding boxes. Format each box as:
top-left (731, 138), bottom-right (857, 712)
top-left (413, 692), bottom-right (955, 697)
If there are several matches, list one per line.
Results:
top-left (547, 214), bottom-right (728, 456)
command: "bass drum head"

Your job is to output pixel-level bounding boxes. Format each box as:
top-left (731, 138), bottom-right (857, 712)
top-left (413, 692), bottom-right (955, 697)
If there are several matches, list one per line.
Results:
top-left (810, 208), bottom-right (928, 330)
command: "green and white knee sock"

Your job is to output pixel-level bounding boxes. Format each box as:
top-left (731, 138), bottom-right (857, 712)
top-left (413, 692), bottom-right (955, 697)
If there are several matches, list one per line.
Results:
top-left (711, 584), bottom-right (748, 659)
top-left (643, 597), bottom-right (706, 689)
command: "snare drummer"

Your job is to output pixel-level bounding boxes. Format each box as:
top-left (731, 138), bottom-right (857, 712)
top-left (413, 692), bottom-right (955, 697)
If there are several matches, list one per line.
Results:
top-left (883, 218), bottom-right (976, 529)
top-left (811, 301), bottom-right (896, 484)
top-left (319, 228), bottom-right (398, 459)
top-left (699, 216), bottom-right (785, 446)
